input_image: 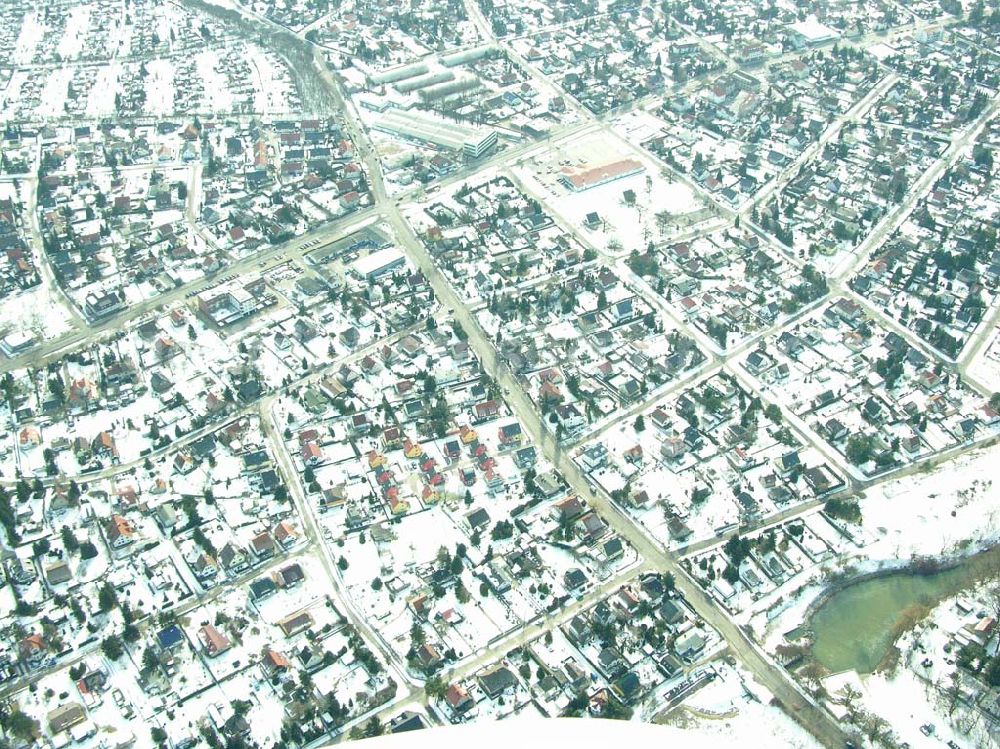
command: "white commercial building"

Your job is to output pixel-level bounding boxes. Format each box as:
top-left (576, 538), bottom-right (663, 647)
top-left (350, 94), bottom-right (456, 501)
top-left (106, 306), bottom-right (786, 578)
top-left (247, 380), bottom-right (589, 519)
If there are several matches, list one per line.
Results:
top-left (788, 19), bottom-right (839, 47)
top-left (353, 246), bottom-right (406, 281)
top-left (373, 108), bottom-right (498, 159)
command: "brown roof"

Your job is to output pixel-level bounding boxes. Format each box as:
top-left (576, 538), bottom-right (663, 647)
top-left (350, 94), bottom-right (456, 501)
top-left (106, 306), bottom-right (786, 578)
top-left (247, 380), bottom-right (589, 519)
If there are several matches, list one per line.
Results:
top-left (278, 611), bottom-right (314, 636)
top-left (563, 158), bottom-right (644, 189)
top-left (48, 703), bottom-right (86, 733)
top-left (445, 683), bottom-right (471, 708)
top-left (199, 624), bottom-right (231, 655)
top-left (264, 649), bottom-right (290, 670)
top-left (105, 514), bottom-right (135, 541)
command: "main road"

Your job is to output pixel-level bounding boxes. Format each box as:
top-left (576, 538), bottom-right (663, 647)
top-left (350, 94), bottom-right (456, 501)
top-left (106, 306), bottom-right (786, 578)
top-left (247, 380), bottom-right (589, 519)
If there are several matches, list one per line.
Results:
top-left (299, 4), bottom-right (853, 742)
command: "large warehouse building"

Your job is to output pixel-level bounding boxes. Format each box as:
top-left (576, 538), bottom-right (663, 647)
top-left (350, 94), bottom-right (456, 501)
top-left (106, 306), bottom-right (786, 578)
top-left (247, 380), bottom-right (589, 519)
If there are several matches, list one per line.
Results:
top-left (787, 19), bottom-right (839, 48)
top-left (373, 108), bottom-right (498, 159)
top-left (559, 158), bottom-right (646, 192)
top-left (352, 246), bottom-right (406, 281)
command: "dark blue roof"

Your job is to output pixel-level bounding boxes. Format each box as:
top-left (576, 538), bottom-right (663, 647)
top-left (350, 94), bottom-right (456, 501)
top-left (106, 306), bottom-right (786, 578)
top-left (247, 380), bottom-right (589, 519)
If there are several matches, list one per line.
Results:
top-left (157, 624), bottom-right (184, 649)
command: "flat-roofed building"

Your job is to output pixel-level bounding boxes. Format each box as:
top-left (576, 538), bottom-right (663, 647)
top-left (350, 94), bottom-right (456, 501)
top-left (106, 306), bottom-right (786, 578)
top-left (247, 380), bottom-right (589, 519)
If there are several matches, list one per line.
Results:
top-left (788, 19), bottom-right (839, 48)
top-left (374, 108), bottom-right (498, 159)
top-left (559, 158), bottom-right (645, 192)
top-left (353, 246), bottom-right (406, 281)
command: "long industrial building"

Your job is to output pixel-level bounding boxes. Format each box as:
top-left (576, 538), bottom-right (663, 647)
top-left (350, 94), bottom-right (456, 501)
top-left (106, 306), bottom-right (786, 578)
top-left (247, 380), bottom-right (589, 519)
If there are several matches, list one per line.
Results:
top-left (373, 108), bottom-right (498, 159)
top-left (559, 158), bottom-right (645, 192)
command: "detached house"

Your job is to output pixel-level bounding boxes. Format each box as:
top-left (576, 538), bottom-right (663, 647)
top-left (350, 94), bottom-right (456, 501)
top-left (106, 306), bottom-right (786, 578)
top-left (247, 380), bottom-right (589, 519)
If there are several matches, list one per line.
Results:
top-left (19, 634), bottom-right (47, 667)
top-left (199, 625), bottom-right (231, 657)
top-left (498, 422), bottom-right (523, 448)
top-left (445, 683), bottom-right (474, 714)
top-left (274, 521), bottom-right (298, 547)
top-left (104, 514), bottom-right (136, 548)
top-left (301, 442), bottom-right (322, 465)
top-left (251, 532), bottom-right (276, 560)
top-left (219, 543), bottom-right (250, 574)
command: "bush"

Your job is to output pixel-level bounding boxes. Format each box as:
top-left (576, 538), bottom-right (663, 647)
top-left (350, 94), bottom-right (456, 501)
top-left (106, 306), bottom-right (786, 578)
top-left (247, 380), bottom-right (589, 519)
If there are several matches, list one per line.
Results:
top-left (101, 637), bottom-right (124, 660)
top-left (845, 434), bottom-right (874, 465)
top-left (723, 535), bottom-right (751, 565)
top-left (825, 497), bottom-right (862, 524)
top-left (984, 656), bottom-right (1000, 687)
top-left (491, 520), bottom-right (514, 540)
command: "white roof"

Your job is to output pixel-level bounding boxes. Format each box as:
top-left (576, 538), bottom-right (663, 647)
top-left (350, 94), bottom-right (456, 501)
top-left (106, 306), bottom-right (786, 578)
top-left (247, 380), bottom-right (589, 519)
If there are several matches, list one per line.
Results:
top-left (3, 331), bottom-right (33, 347)
top-left (374, 107), bottom-right (495, 150)
top-left (353, 246), bottom-right (405, 276)
top-left (789, 18), bottom-right (839, 41)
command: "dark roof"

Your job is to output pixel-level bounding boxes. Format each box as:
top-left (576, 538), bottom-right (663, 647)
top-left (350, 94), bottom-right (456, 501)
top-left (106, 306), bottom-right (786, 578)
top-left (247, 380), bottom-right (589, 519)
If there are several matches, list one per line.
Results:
top-left (157, 624), bottom-right (185, 649)
top-left (190, 434), bottom-right (216, 458)
top-left (466, 508), bottom-right (491, 528)
top-left (478, 665), bottom-right (517, 698)
top-left (659, 599), bottom-right (684, 624)
top-left (242, 450), bottom-right (269, 469)
top-left (565, 568), bottom-right (587, 589)
top-left (250, 577), bottom-right (277, 600)
top-left (390, 712), bottom-right (426, 733)
top-left (279, 563), bottom-right (305, 585)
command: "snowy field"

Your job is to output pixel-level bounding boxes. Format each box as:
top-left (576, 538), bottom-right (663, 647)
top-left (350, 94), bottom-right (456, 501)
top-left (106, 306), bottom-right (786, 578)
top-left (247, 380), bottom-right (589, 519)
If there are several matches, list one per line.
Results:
top-left (861, 444), bottom-right (1000, 560)
top-left (755, 441), bottom-right (1000, 642)
top-left (652, 663), bottom-right (820, 748)
top-left (512, 132), bottom-right (706, 258)
top-left (967, 322), bottom-right (1000, 393)
top-left (0, 283), bottom-right (75, 344)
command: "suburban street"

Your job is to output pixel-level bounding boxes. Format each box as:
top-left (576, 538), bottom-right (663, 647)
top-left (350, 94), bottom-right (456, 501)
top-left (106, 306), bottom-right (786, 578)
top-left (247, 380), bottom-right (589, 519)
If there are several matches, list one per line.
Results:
top-left (314, 7), bottom-right (859, 743)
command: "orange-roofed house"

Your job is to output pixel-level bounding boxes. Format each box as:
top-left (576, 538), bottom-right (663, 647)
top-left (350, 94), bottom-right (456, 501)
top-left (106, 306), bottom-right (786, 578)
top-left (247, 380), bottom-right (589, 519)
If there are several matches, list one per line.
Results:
top-left (104, 514), bottom-right (136, 548)
top-left (199, 624), bottom-right (231, 657)
top-left (403, 438), bottom-right (424, 460)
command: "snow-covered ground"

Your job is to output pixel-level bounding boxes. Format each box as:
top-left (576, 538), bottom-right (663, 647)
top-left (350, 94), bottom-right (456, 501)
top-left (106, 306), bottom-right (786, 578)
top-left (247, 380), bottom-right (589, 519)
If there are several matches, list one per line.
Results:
top-left (0, 283), bottom-right (75, 344)
top-left (754, 442), bottom-right (1000, 644)
top-left (860, 445), bottom-right (1000, 560)
top-left (13, 11), bottom-right (46, 66)
top-left (968, 323), bottom-right (1000, 393)
top-left (144, 59), bottom-right (176, 115)
top-left (56, 4), bottom-right (91, 61)
top-left (512, 132), bottom-right (706, 258)
top-left (195, 49), bottom-right (235, 114)
top-left (87, 63), bottom-right (122, 116)
top-left (653, 662), bottom-right (819, 748)
top-left (36, 67), bottom-right (73, 117)
top-left (247, 47), bottom-right (294, 115)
